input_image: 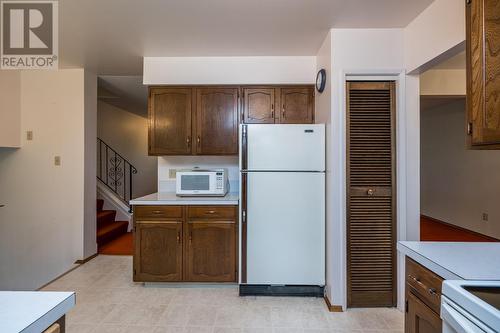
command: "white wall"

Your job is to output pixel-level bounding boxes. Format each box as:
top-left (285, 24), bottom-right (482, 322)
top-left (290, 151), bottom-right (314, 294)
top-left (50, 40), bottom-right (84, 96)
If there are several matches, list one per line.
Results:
top-left (0, 71), bottom-right (21, 148)
top-left (84, 71), bottom-right (97, 259)
top-left (97, 100), bottom-right (157, 198)
top-left (143, 56), bottom-right (316, 85)
top-left (158, 156), bottom-right (239, 193)
top-left (315, 31), bottom-right (334, 305)
top-left (421, 99), bottom-right (500, 239)
top-left (404, 0), bottom-right (465, 73)
top-left (420, 69), bottom-right (466, 96)
top-left (0, 69), bottom-right (95, 290)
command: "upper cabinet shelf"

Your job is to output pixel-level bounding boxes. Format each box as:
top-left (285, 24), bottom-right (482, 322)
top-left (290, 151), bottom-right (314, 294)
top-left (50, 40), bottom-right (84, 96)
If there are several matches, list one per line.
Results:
top-left (466, 0), bottom-right (500, 149)
top-left (148, 85), bottom-right (315, 156)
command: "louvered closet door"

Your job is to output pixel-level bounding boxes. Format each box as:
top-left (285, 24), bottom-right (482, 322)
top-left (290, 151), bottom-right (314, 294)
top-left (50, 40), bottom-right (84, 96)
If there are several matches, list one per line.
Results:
top-left (347, 81), bottom-right (396, 308)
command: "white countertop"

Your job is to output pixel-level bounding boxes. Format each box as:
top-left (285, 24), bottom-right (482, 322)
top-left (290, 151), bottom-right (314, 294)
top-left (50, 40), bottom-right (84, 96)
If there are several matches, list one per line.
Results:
top-left (398, 241), bottom-right (500, 280)
top-left (130, 192), bottom-right (239, 206)
top-left (0, 291), bottom-right (75, 333)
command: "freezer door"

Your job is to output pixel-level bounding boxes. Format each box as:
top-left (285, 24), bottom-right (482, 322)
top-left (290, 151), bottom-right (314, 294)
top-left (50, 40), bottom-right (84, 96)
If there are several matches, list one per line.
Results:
top-left (241, 124), bottom-right (325, 171)
top-left (244, 172), bottom-right (325, 285)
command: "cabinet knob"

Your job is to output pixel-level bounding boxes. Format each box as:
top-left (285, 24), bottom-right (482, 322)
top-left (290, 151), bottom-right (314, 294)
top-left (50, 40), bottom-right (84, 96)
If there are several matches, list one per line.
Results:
top-left (177, 231), bottom-right (181, 244)
top-left (206, 210), bottom-right (216, 214)
top-left (197, 136), bottom-right (201, 146)
top-left (367, 189), bottom-right (375, 196)
top-left (186, 136), bottom-right (191, 147)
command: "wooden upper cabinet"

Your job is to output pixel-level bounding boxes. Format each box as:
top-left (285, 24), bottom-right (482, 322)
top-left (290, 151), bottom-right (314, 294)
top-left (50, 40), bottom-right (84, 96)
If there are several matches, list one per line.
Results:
top-left (196, 87), bottom-right (239, 155)
top-left (185, 221), bottom-right (236, 282)
top-left (280, 87), bottom-right (314, 124)
top-left (148, 88), bottom-right (193, 155)
top-left (466, 0), bottom-right (500, 148)
top-left (243, 88), bottom-right (276, 124)
top-left (134, 221), bottom-right (183, 282)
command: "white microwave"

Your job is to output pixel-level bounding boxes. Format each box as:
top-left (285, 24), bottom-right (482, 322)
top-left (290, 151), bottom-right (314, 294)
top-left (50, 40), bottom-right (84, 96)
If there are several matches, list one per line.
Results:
top-left (176, 168), bottom-right (229, 197)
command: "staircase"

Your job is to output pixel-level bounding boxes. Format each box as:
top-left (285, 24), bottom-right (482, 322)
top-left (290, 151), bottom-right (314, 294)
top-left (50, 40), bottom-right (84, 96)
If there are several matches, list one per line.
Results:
top-left (97, 198), bottom-right (129, 248)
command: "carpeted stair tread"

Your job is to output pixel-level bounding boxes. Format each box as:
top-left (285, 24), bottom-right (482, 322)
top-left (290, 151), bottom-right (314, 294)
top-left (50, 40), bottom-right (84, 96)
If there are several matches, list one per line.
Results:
top-left (97, 220), bottom-right (128, 246)
top-left (97, 210), bottom-right (116, 227)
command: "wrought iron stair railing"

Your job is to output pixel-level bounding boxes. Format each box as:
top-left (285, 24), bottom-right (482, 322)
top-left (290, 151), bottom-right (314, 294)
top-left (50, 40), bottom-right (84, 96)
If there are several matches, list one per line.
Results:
top-left (97, 138), bottom-right (137, 212)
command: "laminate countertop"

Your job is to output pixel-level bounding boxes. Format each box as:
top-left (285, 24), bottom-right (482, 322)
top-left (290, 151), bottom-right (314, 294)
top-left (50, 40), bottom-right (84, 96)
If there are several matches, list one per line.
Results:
top-left (397, 241), bottom-right (500, 280)
top-left (0, 291), bottom-right (75, 333)
top-left (130, 192), bottom-right (239, 206)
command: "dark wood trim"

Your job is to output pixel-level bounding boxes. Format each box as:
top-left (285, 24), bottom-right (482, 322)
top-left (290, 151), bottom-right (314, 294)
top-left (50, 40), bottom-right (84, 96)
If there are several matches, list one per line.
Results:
top-left (241, 172), bottom-right (248, 283)
top-left (324, 295), bottom-right (343, 312)
top-left (74, 252), bottom-right (98, 264)
top-left (421, 214), bottom-right (499, 242)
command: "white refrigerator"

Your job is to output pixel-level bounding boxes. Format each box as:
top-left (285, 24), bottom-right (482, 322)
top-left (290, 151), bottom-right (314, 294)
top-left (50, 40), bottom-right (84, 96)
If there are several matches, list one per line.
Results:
top-left (239, 124), bottom-right (325, 294)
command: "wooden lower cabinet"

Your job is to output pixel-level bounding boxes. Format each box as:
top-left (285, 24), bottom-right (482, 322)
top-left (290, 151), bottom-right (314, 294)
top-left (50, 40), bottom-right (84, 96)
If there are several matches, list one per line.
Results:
top-left (404, 257), bottom-right (443, 333)
top-left (134, 221), bottom-right (183, 282)
top-left (186, 222), bottom-right (236, 282)
top-left (133, 205), bottom-right (237, 283)
top-left (406, 291), bottom-right (442, 333)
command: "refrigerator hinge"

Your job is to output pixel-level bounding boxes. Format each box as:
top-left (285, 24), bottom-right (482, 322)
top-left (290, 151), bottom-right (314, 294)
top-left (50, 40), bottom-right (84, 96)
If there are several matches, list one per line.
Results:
top-left (242, 210), bottom-right (246, 223)
top-left (242, 125), bottom-right (247, 137)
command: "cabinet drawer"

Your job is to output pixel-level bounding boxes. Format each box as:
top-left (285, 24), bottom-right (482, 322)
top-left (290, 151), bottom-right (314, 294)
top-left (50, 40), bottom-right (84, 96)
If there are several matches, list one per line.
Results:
top-left (406, 257), bottom-right (443, 314)
top-left (187, 206), bottom-right (237, 219)
top-left (134, 206), bottom-right (184, 219)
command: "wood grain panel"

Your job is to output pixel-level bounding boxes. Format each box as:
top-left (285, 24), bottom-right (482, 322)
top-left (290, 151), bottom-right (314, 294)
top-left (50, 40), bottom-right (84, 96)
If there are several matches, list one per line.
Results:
top-left (467, 0), bottom-right (500, 147)
top-left (196, 87), bottom-right (239, 155)
top-left (347, 81), bottom-right (396, 308)
top-left (280, 87), bottom-right (314, 124)
top-left (186, 222), bottom-right (236, 282)
top-left (133, 221), bottom-right (183, 282)
top-left (243, 87), bottom-right (276, 123)
top-left (148, 88), bottom-right (193, 155)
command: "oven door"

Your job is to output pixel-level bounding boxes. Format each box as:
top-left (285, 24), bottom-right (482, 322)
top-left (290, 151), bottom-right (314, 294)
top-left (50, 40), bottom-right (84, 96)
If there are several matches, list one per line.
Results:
top-left (441, 297), bottom-right (493, 333)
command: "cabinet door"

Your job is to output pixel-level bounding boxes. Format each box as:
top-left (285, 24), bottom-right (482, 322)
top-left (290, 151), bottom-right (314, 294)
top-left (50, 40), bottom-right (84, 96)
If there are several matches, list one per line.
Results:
top-left (134, 221), bottom-right (183, 282)
top-left (280, 87), bottom-right (314, 124)
top-left (186, 221), bottom-right (236, 282)
top-left (195, 87), bottom-right (239, 155)
top-left (243, 88), bottom-right (276, 124)
top-left (405, 291), bottom-right (442, 333)
top-left (149, 88), bottom-right (193, 155)
top-left (466, 0), bottom-right (500, 148)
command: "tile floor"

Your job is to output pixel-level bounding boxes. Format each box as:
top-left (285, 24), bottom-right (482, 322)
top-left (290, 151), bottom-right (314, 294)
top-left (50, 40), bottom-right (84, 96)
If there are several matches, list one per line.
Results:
top-left (43, 255), bottom-right (404, 333)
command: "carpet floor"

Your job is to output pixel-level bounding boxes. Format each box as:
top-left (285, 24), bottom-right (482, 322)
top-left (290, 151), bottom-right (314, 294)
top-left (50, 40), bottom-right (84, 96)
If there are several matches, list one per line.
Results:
top-left (98, 232), bottom-right (133, 255)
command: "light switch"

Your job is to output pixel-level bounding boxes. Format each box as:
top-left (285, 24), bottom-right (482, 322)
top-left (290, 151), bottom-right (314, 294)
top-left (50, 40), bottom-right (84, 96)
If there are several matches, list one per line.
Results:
top-left (169, 169), bottom-right (177, 178)
top-left (54, 156), bottom-right (61, 166)
top-left (27, 131), bottom-right (33, 141)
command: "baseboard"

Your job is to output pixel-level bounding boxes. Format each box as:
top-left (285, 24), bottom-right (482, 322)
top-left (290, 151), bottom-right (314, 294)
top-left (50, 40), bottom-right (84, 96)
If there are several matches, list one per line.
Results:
top-left (74, 252), bottom-right (98, 264)
top-left (37, 265), bottom-right (81, 291)
top-left (421, 215), bottom-right (499, 241)
top-left (324, 295), bottom-right (343, 312)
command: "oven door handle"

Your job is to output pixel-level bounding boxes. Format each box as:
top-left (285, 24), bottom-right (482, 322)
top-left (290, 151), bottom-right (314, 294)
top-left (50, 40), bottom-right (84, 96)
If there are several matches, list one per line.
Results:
top-left (441, 301), bottom-right (492, 333)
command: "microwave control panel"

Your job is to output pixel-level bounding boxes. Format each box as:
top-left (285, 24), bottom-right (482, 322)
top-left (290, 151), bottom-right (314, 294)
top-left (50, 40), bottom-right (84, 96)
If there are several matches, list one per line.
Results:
top-left (216, 172), bottom-right (224, 189)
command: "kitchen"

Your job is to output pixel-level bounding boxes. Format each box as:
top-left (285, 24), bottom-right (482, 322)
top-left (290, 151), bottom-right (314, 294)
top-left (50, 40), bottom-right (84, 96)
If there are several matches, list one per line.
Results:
top-left (0, 0), bottom-right (499, 332)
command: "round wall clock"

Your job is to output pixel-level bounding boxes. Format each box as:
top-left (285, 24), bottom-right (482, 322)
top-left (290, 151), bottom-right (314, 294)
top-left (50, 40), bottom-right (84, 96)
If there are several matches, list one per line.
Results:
top-left (316, 69), bottom-right (326, 93)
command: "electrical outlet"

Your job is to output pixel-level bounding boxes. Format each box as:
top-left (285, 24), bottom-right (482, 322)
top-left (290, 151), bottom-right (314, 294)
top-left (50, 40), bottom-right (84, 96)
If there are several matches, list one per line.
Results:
top-left (26, 131), bottom-right (33, 141)
top-left (482, 213), bottom-right (489, 222)
top-left (169, 169), bottom-right (177, 179)
top-left (54, 156), bottom-right (61, 166)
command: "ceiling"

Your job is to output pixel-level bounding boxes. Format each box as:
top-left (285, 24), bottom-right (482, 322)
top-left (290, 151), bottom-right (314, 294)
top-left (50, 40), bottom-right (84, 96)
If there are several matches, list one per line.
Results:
top-left (98, 76), bottom-right (148, 116)
top-left (59, 0), bottom-right (434, 75)
top-left (431, 51), bottom-right (466, 70)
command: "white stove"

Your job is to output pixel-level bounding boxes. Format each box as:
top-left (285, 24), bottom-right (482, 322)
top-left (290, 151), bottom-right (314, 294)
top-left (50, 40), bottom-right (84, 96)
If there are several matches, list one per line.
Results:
top-left (442, 280), bottom-right (500, 333)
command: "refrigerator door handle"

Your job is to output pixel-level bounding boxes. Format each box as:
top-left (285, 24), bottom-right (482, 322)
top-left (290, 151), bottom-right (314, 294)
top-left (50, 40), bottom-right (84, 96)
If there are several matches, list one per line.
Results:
top-left (242, 124), bottom-right (248, 170)
top-left (241, 171), bottom-right (248, 283)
